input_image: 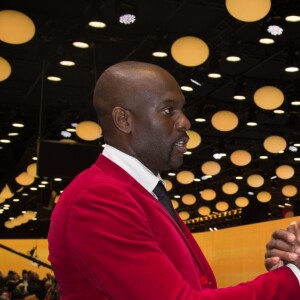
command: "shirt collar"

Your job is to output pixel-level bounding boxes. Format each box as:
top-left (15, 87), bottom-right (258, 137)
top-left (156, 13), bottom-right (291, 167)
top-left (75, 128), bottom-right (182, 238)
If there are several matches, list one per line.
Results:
top-left (102, 144), bottom-right (162, 194)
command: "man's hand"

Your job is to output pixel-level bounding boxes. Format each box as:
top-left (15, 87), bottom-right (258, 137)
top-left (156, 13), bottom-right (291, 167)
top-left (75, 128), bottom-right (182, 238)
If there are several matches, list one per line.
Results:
top-left (265, 220), bottom-right (300, 271)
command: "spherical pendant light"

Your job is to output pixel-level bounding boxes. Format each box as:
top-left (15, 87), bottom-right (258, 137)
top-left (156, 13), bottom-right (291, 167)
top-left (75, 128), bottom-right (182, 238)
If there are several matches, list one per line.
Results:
top-left (225, 0), bottom-right (271, 22)
top-left (235, 196), bottom-right (249, 207)
top-left (176, 170), bottom-right (195, 184)
top-left (178, 211), bottom-right (190, 221)
top-left (15, 172), bottom-right (35, 186)
top-left (171, 36), bottom-right (209, 67)
top-left (257, 191), bottom-right (272, 203)
top-left (211, 110), bottom-right (239, 132)
top-left (0, 57), bottom-right (12, 81)
top-left (76, 121), bottom-right (102, 141)
top-left (16, 214), bottom-right (28, 224)
top-left (216, 201), bottom-right (229, 212)
top-left (27, 163), bottom-right (37, 177)
top-left (171, 199), bottom-right (179, 209)
top-left (198, 206), bottom-right (211, 216)
top-left (222, 182), bottom-right (239, 195)
top-left (201, 161), bottom-right (221, 176)
top-left (23, 210), bottom-right (36, 220)
top-left (275, 165), bottom-right (295, 179)
top-left (182, 194), bottom-right (196, 205)
top-left (254, 86), bottom-right (284, 110)
top-left (0, 10), bottom-right (35, 44)
top-left (201, 189), bottom-right (216, 201)
top-left (247, 174), bottom-right (264, 188)
top-left (282, 185), bottom-right (297, 197)
top-left (0, 184), bottom-right (14, 199)
top-left (4, 220), bottom-right (15, 229)
top-left (163, 179), bottom-right (173, 191)
top-left (230, 150), bottom-right (252, 166)
top-left (263, 135), bottom-right (287, 153)
top-left (186, 130), bottom-right (201, 149)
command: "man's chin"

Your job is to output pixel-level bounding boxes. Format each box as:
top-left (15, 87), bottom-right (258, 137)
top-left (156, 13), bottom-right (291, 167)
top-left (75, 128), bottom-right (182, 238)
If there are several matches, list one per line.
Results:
top-left (169, 157), bottom-right (184, 170)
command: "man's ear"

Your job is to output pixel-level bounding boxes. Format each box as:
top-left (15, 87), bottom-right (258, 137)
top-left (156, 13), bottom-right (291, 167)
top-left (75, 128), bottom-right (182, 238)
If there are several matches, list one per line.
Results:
top-left (111, 106), bottom-right (131, 133)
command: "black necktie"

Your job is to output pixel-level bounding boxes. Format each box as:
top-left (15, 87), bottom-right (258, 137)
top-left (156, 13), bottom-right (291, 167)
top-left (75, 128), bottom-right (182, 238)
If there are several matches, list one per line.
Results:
top-left (153, 181), bottom-right (181, 227)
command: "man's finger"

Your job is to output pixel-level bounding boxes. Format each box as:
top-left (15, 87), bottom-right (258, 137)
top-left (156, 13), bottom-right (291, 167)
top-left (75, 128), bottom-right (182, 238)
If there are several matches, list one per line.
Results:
top-left (265, 256), bottom-right (283, 271)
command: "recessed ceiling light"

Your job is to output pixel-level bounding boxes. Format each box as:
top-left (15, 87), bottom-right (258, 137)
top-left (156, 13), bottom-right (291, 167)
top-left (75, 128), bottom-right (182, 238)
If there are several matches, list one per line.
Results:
top-left (0, 139), bottom-right (11, 143)
top-left (273, 109), bottom-right (285, 114)
top-left (12, 123), bottom-right (24, 128)
top-left (72, 41), bottom-right (89, 49)
top-left (208, 72), bottom-right (221, 79)
top-left (60, 60), bottom-right (75, 67)
top-left (246, 121), bottom-right (258, 126)
top-left (47, 76), bottom-right (62, 82)
top-left (285, 66), bottom-right (299, 72)
top-left (285, 15), bottom-right (300, 22)
top-left (259, 37), bottom-right (275, 44)
top-left (226, 56), bottom-right (241, 62)
top-left (234, 95), bottom-right (246, 100)
top-left (152, 51), bottom-right (168, 58)
top-left (259, 155), bottom-right (268, 159)
top-left (181, 85), bottom-right (193, 92)
top-left (195, 117), bottom-right (206, 122)
top-left (88, 21), bottom-right (106, 28)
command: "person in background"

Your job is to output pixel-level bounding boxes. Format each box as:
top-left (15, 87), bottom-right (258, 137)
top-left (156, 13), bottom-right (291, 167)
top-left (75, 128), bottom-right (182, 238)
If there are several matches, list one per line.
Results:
top-left (48, 61), bottom-right (300, 299)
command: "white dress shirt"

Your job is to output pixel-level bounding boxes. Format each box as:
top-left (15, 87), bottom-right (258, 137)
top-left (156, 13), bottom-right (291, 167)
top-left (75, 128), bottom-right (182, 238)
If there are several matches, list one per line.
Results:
top-left (102, 144), bottom-right (300, 285)
top-left (102, 144), bottom-right (161, 196)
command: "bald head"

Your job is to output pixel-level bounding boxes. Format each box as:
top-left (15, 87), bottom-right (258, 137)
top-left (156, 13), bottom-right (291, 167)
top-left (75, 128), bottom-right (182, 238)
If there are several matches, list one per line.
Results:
top-left (93, 61), bottom-right (180, 139)
top-left (93, 61), bottom-right (173, 117)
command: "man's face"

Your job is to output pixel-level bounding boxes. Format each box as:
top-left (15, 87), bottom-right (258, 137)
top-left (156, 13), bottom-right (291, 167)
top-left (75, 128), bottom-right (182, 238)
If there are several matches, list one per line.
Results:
top-left (128, 70), bottom-right (191, 174)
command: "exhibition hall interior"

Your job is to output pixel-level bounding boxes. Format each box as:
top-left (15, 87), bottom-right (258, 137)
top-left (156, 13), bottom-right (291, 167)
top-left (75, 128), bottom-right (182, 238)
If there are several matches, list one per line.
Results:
top-left (0, 0), bottom-right (300, 239)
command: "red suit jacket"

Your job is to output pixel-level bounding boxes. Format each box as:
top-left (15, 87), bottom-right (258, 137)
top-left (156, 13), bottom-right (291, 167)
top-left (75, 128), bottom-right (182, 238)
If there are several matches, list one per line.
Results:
top-left (48, 154), bottom-right (300, 299)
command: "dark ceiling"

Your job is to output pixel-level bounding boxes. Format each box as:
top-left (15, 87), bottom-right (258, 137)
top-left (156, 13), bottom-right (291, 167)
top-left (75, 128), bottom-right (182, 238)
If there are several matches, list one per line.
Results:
top-left (0, 0), bottom-right (300, 238)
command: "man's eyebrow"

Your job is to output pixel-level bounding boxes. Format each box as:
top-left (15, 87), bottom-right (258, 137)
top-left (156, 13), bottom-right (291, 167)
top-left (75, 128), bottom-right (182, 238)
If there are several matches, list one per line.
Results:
top-left (162, 99), bottom-right (186, 106)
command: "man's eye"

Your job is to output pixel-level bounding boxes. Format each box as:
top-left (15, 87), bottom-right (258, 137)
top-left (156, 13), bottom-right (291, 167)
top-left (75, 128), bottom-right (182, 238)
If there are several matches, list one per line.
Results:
top-left (164, 107), bottom-right (174, 114)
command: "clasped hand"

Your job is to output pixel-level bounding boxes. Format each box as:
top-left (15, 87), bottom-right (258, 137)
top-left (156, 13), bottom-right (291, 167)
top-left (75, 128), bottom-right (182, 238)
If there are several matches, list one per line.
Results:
top-left (265, 220), bottom-right (300, 271)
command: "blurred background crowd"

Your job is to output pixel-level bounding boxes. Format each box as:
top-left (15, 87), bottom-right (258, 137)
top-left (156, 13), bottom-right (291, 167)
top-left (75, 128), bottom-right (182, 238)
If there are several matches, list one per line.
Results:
top-left (0, 270), bottom-right (59, 300)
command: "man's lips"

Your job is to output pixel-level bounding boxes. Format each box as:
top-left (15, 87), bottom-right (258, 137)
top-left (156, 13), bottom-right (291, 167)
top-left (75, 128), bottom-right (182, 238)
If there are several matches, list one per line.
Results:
top-left (175, 136), bottom-right (189, 154)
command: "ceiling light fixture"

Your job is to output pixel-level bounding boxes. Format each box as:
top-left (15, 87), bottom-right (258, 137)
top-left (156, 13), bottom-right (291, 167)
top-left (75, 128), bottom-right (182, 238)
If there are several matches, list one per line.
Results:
top-left (87, 0), bottom-right (107, 28)
top-left (89, 20), bottom-right (106, 28)
top-left (0, 56), bottom-right (12, 81)
top-left (180, 85), bottom-right (193, 92)
top-left (47, 76), bottom-right (62, 82)
top-left (60, 60), bottom-right (75, 67)
top-left (207, 58), bottom-right (222, 78)
top-left (226, 40), bottom-right (242, 62)
top-left (225, 0), bottom-right (271, 22)
top-left (171, 36), bottom-right (209, 67)
top-left (118, 0), bottom-right (137, 25)
top-left (152, 35), bottom-right (168, 58)
top-left (284, 0), bottom-right (300, 22)
top-left (266, 16), bottom-right (284, 36)
top-left (259, 36), bottom-right (275, 45)
top-left (152, 50), bottom-right (168, 58)
top-left (72, 41), bottom-right (90, 49)
top-left (246, 112), bottom-right (258, 126)
top-left (233, 80), bottom-right (246, 100)
top-left (0, 10), bottom-right (36, 44)
top-left (284, 49), bottom-right (299, 73)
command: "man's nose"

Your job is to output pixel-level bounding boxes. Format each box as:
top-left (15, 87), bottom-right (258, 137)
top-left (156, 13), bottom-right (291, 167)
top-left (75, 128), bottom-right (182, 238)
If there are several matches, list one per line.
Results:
top-left (175, 111), bottom-right (191, 131)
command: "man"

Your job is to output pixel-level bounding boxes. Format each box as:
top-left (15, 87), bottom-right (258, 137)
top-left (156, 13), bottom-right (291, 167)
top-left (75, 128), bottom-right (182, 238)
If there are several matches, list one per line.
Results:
top-left (48, 61), bottom-right (300, 299)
